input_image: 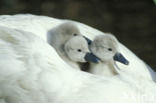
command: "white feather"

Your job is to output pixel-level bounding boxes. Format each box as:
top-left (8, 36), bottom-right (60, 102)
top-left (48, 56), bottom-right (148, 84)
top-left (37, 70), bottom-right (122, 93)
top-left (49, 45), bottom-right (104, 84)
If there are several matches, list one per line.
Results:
top-left (0, 14), bottom-right (156, 103)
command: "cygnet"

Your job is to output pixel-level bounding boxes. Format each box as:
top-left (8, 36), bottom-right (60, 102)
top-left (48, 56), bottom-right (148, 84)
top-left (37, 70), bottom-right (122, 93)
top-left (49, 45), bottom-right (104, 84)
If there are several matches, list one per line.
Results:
top-left (88, 34), bottom-right (129, 76)
top-left (47, 22), bottom-right (98, 69)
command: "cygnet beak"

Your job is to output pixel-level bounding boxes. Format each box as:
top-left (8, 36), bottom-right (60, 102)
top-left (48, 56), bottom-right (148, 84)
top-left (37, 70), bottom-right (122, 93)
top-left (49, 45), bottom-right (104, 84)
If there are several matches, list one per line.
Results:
top-left (113, 53), bottom-right (129, 65)
top-left (85, 53), bottom-right (100, 63)
top-left (83, 36), bottom-right (92, 45)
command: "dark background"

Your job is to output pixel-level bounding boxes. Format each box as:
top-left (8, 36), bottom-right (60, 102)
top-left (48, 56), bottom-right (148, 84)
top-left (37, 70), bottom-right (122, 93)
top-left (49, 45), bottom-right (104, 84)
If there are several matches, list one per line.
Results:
top-left (0, 0), bottom-right (156, 71)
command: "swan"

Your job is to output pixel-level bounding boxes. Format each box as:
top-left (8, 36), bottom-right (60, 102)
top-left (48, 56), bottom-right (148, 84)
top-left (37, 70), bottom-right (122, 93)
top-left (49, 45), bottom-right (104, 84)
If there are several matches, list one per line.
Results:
top-left (0, 25), bottom-right (156, 103)
top-left (0, 14), bottom-right (155, 82)
top-left (87, 34), bottom-right (129, 76)
top-left (47, 22), bottom-right (98, 69)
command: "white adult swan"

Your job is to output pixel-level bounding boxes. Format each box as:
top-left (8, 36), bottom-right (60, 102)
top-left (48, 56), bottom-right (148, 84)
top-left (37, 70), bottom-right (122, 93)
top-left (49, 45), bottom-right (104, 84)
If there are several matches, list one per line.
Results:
top-left (0, 26), bottom-right (156, 103)
top-left (0, 14), bottom-right (155, 81)
top-left (88, 34), bottom-right (129, 76)
top-left (47, 22), bottom-right (98, 69)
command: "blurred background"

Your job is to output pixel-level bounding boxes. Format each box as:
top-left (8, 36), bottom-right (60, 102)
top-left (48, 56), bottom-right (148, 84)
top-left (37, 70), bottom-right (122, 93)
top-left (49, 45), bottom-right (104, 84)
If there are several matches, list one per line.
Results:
top-left (0, 0), bottom-right (156, 70)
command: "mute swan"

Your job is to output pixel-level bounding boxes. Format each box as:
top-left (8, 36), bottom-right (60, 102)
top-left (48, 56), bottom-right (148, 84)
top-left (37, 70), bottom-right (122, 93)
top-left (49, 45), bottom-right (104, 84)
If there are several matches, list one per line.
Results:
top-left (47, 22), bottom-right (98, 69)
top-left (0, 14), bottom-right (155, 81)
top-left (0, 26), bottom-right (156, 103)
top-left (87, 34), bottom-right (129, 76)
top-left (0, 14), bottom-right (156, 82)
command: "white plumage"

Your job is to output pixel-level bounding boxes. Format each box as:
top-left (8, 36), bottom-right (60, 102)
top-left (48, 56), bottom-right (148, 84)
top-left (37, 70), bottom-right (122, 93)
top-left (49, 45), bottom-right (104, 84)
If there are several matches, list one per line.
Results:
top-left (0, 14), bottom-right (156, 103)
top-left (1, 14), bottom-right (155, 81)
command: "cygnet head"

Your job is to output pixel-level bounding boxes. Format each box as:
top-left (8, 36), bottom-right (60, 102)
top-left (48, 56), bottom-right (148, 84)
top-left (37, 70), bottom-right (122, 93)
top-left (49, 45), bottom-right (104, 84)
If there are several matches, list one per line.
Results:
top-left (90, 34), bottom-right (129, 65)
top-left (64, 36), bottom-right (99, 63)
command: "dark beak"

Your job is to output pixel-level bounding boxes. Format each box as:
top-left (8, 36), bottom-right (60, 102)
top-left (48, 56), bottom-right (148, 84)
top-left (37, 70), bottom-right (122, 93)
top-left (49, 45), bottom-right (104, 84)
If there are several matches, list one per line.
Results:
top-left (85, 53), bottom-right (100, 63)
top-left (113, 53), bottom-right (129, 65)
top-left (83, 36), bottom-right (92, 45)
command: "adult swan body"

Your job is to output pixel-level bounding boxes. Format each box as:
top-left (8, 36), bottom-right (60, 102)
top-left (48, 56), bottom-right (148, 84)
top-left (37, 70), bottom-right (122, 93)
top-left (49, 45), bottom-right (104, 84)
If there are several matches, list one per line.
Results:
top-left (0, 14), bottom-right (155, 81)
top-left (0, 25), bottom-right (156, 103)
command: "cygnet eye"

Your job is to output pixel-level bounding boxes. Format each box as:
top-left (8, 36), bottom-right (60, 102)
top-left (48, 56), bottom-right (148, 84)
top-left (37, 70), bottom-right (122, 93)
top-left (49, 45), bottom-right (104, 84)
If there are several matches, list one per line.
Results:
top-left (77, 49), bottom-right (82, 52)
top-left (108, 48), bottom-right (112, 51)
top-left (73, 34), bottom-right (78, 36)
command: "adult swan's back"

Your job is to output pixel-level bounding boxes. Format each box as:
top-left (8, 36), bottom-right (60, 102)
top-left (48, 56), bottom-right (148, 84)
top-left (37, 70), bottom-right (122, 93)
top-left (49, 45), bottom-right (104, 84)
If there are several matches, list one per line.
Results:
top-left (0, 25), bottom-right (156, 103)
top-left (0, 14), bottom-right (155, 81)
